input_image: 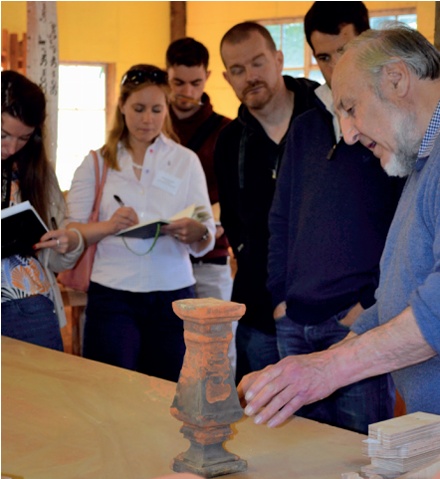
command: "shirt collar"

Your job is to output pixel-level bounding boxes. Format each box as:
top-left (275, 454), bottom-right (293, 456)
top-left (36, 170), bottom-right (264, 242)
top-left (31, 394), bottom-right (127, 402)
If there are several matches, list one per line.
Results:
top-left (314, 83), bottom-right (341, 140)
top-left (418, 100), bottom-right (440, 159)
top-left (118, 133), bottom-right (168, 152)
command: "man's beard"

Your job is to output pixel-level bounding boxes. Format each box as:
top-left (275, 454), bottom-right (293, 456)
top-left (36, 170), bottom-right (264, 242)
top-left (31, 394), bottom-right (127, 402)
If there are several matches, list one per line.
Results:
top-left (242, 81), bottom-right (273, 110)
top-left (384, 148), bottom-right (417, 177)
top-left (384, 113), bottom-right (420, 178)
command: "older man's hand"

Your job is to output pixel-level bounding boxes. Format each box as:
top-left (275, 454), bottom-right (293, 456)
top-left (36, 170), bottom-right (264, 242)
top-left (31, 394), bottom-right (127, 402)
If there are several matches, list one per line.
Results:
top-left (237, 351), bottom-right (341, 428)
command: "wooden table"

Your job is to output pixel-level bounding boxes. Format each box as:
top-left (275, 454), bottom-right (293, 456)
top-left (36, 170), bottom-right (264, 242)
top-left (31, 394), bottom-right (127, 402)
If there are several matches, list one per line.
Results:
top-left (2, 337), bottom-right (369, 479)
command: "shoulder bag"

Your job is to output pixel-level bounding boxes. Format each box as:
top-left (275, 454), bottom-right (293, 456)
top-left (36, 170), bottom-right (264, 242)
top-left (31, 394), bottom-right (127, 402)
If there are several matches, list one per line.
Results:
top-left (58, 150), bottom-right (108, 292)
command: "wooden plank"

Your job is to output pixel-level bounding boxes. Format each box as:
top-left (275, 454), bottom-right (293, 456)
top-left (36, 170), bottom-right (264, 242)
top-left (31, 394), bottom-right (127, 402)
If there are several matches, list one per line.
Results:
top-left (9, 33), bottom-right (18, 71)
top-left (18, 33), bottom-right (26, 74)
top-left (2, 28), bottom-right (10, 70)
top-left (105, 62), bottom-right (117, 135)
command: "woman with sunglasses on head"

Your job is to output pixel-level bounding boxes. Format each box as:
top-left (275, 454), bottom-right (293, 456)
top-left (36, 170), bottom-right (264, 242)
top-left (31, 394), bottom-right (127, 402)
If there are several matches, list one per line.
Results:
top-left (1, 70), bottom-right (85, 350)
top-left (67, 64), bottom-right (215, 381)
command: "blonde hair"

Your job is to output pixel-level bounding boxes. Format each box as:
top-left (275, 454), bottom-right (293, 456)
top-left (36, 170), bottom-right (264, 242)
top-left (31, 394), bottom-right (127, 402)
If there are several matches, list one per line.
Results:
top-left (102, 65), bottom-right (179, 170)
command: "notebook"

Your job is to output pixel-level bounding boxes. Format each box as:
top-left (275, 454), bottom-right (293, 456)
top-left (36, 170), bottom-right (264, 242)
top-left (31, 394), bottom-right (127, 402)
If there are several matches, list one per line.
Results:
top-left (115, 204), bottom-right (210, 239)
top-left (1, 201), bottom-right (49, 258)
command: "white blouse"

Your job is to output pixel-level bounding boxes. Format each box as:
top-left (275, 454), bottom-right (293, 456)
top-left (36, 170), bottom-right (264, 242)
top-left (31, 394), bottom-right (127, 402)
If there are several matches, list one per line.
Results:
top-left (67, 134), bottom-right (215, 293)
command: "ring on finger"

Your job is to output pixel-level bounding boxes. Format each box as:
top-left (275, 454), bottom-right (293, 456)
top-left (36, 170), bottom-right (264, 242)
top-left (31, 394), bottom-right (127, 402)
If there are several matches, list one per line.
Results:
top-left (56, 238), bottom-right (60, 247)
top-left (174, 234), bottom-right (180, 241)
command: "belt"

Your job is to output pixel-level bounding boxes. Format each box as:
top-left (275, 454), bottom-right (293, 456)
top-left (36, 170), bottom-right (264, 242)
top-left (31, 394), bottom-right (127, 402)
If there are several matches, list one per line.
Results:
top-left (191, 256), bottom-right (228, 265)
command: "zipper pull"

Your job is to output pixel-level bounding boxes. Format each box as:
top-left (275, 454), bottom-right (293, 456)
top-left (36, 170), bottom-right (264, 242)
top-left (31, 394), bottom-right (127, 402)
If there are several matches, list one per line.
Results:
top-left (326, 143), bottom-right (337, 160)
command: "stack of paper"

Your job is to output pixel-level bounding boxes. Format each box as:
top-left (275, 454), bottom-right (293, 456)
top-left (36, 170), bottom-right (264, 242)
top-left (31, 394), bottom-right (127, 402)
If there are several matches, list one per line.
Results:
top-left (360, 412), bottom-right (440, 478)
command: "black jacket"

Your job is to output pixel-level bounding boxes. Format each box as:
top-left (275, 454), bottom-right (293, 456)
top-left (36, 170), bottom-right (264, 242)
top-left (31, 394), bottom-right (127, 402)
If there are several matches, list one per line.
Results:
top-left (214, 76), bottom-right (319, 333)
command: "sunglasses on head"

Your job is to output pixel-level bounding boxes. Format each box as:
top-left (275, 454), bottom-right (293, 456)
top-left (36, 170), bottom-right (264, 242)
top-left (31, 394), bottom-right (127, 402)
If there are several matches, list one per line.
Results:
top-left (121, 67), bottom-right (168, 87)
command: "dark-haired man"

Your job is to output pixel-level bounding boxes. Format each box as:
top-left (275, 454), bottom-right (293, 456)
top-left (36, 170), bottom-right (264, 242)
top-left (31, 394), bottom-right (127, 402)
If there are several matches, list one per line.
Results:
top-left (166, 38), bottom-right (237, 372)
top-left (266, 1), bottom-right (404, 434)
top-left (214, 22), bottom-right (319, 383)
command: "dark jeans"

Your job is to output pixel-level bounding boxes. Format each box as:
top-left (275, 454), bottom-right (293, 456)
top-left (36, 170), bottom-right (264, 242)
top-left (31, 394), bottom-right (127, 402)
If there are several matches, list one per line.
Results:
top-left (84, 281), bottom-right (194, 382)
top-left (275, 308), bottom-right (395, 434)
top-left (235, 322), bottom-right (280, 385)
top-left (1, 295), bottom-right (64, 351)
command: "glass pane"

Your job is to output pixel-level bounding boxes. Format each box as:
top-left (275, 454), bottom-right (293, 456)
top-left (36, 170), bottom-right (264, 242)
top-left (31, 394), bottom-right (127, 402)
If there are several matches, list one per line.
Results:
top-left (282, 69), bottom-right (304, 78)
top-left (58, 65), bottom-right (105, 110)
top-left (282, 23), bottom-right (304, 68)
top-left (266, 24), bottom-right (282, 50)
top-left (308, 69), bottom-right (325, 85)
top-left (56, 64), bottom-right (106, 191)
top-left (370, 15), bottom-right (397, 29)
top-left (397, 14), bottom-right (417, 29)
top-left (56, 110), bottom-right (106, 191)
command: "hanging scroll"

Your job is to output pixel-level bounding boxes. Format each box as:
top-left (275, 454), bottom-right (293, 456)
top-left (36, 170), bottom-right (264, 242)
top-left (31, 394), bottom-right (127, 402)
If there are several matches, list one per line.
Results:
top-left (26, 1), bottom-right (59, 167)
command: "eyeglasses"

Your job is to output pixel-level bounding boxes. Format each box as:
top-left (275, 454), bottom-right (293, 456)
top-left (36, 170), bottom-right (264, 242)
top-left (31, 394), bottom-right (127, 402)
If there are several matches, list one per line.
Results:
top-left (121, 67), bottom-right (168, 87)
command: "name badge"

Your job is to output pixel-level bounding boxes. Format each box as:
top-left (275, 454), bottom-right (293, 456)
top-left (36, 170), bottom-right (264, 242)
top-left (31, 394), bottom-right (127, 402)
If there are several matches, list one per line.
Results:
top-left (152, 170), bottom-right (182, 196)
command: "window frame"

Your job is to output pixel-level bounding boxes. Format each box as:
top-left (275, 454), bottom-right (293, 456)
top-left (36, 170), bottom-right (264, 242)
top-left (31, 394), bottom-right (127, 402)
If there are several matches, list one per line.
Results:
top-left (258, 8), bottom-right (417, 84)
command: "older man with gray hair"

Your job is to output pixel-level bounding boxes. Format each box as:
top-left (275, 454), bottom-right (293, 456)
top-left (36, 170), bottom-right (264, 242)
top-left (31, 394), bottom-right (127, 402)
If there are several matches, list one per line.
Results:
top-left (238, 25), bottom-right (440, 428)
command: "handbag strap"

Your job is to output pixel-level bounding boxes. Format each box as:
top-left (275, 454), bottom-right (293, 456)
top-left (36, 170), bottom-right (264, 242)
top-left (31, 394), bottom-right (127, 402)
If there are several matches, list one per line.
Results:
top-left (89, 150), bottom-right (108, 222)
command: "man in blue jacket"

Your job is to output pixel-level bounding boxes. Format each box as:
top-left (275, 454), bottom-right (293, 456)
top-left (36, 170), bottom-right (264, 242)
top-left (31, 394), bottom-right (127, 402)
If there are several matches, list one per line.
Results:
top-left (239, 26), bottom-right (440, 429)
top-left (266, 2), bottom-right (404, 433)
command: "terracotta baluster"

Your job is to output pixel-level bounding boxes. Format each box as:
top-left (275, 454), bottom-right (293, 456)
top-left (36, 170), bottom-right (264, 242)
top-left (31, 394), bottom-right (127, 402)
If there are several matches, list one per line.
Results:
top-left (170, 298), bottom-right (248, 477)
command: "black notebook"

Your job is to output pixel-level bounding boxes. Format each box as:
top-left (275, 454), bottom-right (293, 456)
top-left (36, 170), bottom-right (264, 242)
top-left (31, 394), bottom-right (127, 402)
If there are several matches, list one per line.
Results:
top-left (1, 201), bottom-right (49, 258)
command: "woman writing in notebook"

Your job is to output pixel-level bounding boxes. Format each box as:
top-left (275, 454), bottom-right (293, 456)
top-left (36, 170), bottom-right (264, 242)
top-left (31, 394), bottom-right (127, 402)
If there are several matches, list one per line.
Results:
top-left (67, 64), bottom-right (215, 381)
top-left (1, 70), bottom-right (85, 350)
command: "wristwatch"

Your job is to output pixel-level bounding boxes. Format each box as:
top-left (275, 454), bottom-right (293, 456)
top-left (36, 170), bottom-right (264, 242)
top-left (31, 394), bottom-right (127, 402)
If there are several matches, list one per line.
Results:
top-left (199, 227), bottom-right (209, 242)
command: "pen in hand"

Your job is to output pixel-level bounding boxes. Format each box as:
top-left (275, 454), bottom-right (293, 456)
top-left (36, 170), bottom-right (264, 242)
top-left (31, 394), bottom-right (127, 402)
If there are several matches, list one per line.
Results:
top-left (113, 195), bottom-right (138, 231)
top-left (113, 195), bottom-right (125, 207)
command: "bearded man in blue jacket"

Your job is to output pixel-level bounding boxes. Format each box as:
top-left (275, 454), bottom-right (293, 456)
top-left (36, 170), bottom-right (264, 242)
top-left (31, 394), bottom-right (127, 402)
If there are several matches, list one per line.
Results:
top-left (239, 25), bottom-right (440, 431)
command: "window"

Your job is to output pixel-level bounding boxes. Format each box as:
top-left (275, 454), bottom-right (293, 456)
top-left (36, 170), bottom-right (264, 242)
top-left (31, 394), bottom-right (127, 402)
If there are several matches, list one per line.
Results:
top-left (261, 10), bottom-right (417, 85)
top-left (56, 64), bottom-right (108, 191)
top-left (262, 19), bottom-right (323, 83)
top-left (370, 12), bottom-right (417, 30)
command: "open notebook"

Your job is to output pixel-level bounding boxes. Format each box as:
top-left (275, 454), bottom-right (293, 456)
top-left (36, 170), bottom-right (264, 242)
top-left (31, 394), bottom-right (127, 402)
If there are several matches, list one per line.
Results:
top-left (115, 204), bottom-right (211, 239)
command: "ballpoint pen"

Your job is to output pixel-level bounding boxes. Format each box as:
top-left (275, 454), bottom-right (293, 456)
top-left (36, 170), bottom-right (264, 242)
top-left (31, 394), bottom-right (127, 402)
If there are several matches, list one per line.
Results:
top-left (113, 195), bottom-right (125, 207)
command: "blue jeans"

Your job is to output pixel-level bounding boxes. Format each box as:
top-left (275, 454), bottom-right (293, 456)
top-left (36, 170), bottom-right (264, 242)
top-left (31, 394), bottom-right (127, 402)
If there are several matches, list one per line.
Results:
top-left (1, 295), bottom-right (64, 351)
top-left (275, 309), bottom-right (395, 434)
top-left (235, 322), bottom-right (280, 385)
top-left (84, 282), bottom-right (194, 382)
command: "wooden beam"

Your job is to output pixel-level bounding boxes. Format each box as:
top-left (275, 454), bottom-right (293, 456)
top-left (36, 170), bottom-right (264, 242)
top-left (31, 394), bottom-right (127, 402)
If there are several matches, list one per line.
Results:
top-left (105, 62), bottom-right (117, 136)
top-left (170, 1), bottom-right (186, 42)
top-left (435, 2), bottom-right (440, 50)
